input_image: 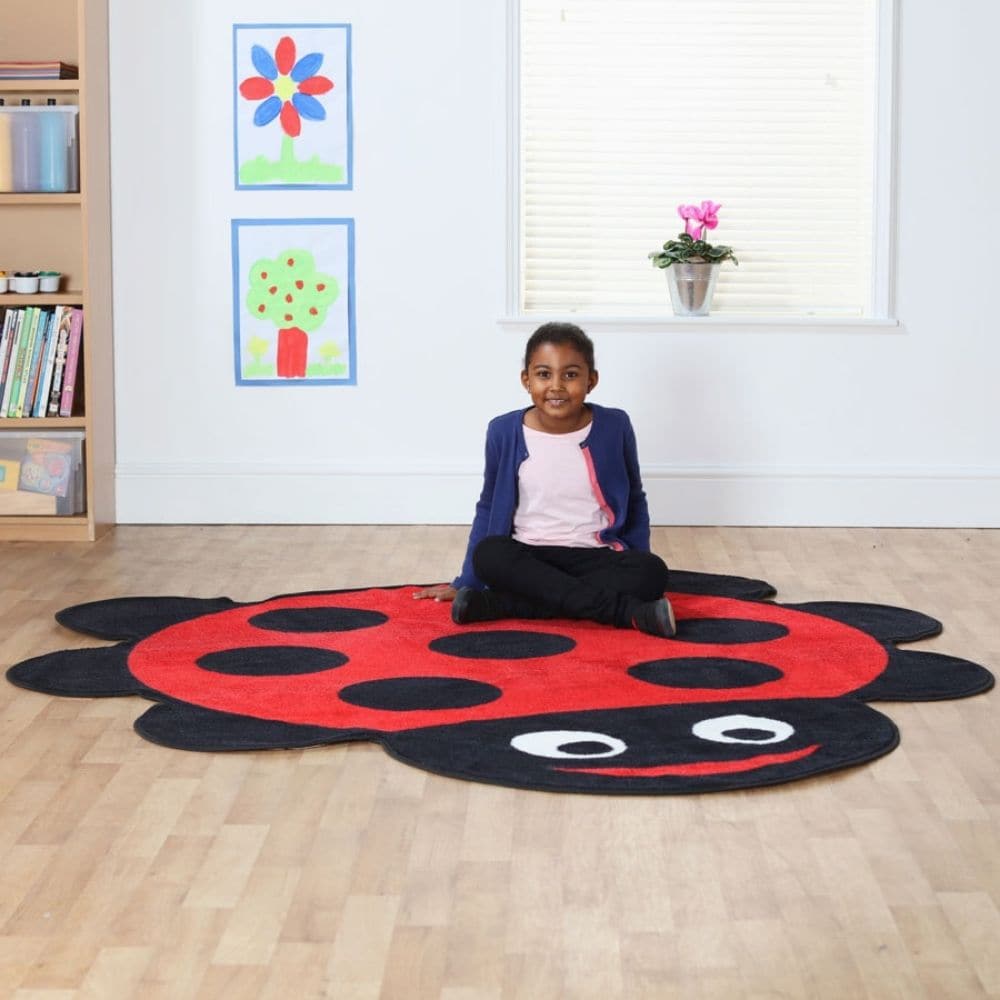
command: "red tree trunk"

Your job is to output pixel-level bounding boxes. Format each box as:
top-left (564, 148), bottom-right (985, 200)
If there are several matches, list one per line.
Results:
top-left (276, 327), bottom-right (308, 378)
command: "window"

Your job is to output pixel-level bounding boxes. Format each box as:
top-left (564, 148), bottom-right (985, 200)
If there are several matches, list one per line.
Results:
top-left (513, 0), bottom-right (894, 319)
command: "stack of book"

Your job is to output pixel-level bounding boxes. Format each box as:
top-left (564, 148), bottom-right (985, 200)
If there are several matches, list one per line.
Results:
top-left (0, 305), bottom-right (83, 419)
top-left (0, 61), bottom-right (79, 80)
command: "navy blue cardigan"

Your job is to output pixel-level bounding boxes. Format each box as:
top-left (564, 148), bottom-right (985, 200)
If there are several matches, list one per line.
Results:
top-left (452, 402), bottom-right (652, 590)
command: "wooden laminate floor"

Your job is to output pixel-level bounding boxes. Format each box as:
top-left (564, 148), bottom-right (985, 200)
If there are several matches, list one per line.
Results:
top-left (1, 525), bottom-right (998, 999)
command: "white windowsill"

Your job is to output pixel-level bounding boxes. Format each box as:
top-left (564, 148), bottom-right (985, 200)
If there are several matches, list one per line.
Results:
top-left (498, 316), bottom-right (902, 336)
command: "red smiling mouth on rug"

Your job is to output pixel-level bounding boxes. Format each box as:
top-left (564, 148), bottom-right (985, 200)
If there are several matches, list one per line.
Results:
top-left (6, 569), bottom-right (993, 795)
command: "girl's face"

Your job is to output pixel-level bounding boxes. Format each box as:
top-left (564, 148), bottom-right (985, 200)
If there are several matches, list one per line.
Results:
top-left (521, 341), bottom-right (598, 433)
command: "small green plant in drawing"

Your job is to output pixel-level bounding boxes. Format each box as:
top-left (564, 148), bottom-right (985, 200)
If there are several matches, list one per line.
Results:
top-left (306, 339), bottom-right (347, 377)
top-left (242, 335), bottom-right (274, 377)
top-left (245, 249), bottom-right (339, 378)
top-left (238, 35), bottom-right (344, 185)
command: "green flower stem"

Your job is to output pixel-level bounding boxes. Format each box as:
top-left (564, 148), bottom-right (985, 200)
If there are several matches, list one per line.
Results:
top-left (280, 134), bottom-right (297, 168)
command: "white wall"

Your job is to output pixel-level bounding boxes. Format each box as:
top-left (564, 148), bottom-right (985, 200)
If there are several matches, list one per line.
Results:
top-left (110, 1), bottom-right (1000, 527)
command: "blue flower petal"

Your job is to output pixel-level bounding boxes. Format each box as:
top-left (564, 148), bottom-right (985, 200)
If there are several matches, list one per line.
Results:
top-left (291, 92), bottom-right (326, 122)
top-left (253, 95), bottom-right (283, 127)
top-left (251, 44), bottom-right (278, 80)
top-left (290, 52), bottom-right (324, 82)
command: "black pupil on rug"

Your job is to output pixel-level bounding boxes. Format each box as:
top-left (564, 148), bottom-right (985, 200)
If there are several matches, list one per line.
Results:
top-left (339, 677), bottom-right (501, 711)
top-left (560, 741), bottom-right (613, 756)
top-left (249, 607), bottom-right (389, 632)
top-left (629, 657), bottom-right (783, 689)
top-left (197, 646), bottom-right (348, 676)
top-left (428, 631), bottom-right (576, 660)
top-left (727, 728), bottom-right (778, 741)
top-left (676, 618), bottom-right (789, 643)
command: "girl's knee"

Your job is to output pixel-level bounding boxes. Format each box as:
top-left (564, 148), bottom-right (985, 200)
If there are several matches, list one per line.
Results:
top-left (636, 552), bottom-right (670, 597)
top-left (472, 535), bottom-right (516, 579)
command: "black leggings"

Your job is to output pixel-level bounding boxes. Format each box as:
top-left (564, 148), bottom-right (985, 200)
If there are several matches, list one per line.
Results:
top-left (472, 536), bottom-right (670, 628)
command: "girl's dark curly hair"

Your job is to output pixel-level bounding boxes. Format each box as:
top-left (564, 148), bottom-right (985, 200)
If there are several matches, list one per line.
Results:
top-left (523, 322), bottom-right (596, 372)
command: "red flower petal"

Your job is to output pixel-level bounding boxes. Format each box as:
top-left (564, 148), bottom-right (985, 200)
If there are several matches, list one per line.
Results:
top-left (279, 101), bottom-right (301, 138)
top-left (275, 36), bottom-right (296, 76)
top-left (240, 76), bottom-right (275, 100)
top-left (298, 75), bottom-right (334, 95)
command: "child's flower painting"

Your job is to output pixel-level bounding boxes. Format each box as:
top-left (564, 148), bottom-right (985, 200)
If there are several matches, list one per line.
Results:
top-left (233, 24), bottom-right (353, 189)
top-left (231, 219), bottom-right (356, 386)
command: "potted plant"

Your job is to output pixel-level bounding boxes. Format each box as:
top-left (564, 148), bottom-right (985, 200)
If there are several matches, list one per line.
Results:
top-left (649, 201), bottom-right (738, 316)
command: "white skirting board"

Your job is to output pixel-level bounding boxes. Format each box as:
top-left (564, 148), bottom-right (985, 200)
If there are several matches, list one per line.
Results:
top-left (114, 461), bottom-right (1000, 527)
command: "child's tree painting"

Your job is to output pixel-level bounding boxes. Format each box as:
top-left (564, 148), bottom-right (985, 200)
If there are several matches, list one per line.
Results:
top-left (232, 219), bottom-right (356, 386)
top-left (233, 24), bottom-right (352, 189)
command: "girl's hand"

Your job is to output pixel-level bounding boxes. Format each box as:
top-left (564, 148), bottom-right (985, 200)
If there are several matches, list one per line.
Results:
top-left (412, 584), bottom-right (457, 602)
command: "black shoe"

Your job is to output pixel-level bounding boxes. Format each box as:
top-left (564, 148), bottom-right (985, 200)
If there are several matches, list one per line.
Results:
top-left (451, 587), bottom-right (507, 625)
top-left (631, 597), bottom-right (676, 638)
top-left (451, 587), bottom-right (550, 625)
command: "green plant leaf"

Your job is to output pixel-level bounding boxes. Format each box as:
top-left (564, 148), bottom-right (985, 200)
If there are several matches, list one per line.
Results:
top-left (648, 230), bottom-right (737, 267)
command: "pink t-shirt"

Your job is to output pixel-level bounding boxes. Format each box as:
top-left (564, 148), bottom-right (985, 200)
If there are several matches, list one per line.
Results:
top-left (512, 424), bottom-right (609, 548)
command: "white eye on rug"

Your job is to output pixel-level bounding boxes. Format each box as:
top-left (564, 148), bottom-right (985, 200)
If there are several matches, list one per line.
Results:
top-left (692, 714), bottom-right (794, 745)
top-left (510, 730), bottom-right (627, 759)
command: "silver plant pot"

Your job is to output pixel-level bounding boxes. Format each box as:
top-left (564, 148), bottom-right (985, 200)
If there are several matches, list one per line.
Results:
top-left (665, 260), bottom-right (720, 316)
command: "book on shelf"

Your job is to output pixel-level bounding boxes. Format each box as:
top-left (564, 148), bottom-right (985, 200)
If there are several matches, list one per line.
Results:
top-left (34, 309), bottom-right (61, 417)
top-left (22, 308), bottom-right (53, 418)
top-left (58, 307), bottom-right (83, 417)
top-left (0, 309), bottom-right (18, 405)
top-left (1, 307), bottom-right (32, 418)
top-left (46, 309), bottom-right (71, 417)
top-left (13, 307), bottom-right (43, 418)
top-left (0, 61), bottom-right (79, 80)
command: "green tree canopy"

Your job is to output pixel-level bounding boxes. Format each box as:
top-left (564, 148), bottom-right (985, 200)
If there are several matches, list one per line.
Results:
top-left (246, 249), bottom-right (340, 332)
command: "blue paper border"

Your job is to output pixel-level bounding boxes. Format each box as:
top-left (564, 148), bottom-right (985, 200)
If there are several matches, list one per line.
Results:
top-left (231, 218), bottom-right (357, 387)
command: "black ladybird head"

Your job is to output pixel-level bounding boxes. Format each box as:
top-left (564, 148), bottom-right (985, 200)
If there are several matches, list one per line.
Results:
top-left (382, 698), bottom-right (901, 795)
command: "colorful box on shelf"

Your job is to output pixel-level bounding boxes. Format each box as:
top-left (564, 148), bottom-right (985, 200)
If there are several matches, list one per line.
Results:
top-left (0, 430), bottom-right (85, 516)
top-left (0, 105), bottom-right (79, 193)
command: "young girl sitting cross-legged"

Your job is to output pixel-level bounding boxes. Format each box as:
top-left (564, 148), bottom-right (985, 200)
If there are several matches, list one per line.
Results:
top-left (413, 321), bottom-right (676, 638)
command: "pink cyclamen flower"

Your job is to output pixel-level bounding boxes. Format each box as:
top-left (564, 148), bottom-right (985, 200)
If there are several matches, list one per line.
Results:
top-left (677, 203), bottom-right (703, 239)
top-left (697, 200), bottom-right (721, 231)
top-left (677, 201), bottom-right (722, 241)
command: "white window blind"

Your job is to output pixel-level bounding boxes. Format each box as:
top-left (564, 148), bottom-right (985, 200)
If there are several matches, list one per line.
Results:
top-left (518, 0), bottom-right (886, 317)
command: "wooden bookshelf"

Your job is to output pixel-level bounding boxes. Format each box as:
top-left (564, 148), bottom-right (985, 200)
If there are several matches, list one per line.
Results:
top-left (0, 291), bottom-right (85, 306)
top-left (0, 80), bottom-right (81, 93)
top-left (0, 193), bottom-right (82, 205)
top-left (0, 0), bottom-right (113, 542)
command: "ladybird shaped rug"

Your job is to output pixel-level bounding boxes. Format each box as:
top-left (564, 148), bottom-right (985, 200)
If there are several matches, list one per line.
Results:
top-left (6, 570), bottom-right (993, 795)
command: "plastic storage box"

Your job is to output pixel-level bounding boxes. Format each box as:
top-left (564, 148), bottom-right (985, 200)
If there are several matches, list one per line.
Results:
top-left (0, 430), bottom-right (85, 515)
top-left (0, 106), bottom-right (80, 193)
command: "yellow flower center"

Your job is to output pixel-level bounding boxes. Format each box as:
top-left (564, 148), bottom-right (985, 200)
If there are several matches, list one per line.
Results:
top-left (275, 75), bottom-right (296, 101)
